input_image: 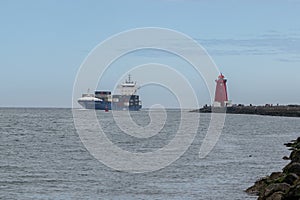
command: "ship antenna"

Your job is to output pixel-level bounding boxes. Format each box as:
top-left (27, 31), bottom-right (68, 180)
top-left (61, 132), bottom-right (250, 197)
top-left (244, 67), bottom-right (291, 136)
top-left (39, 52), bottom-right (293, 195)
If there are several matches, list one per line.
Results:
top-left (128, 74), bottom-right (131, 83)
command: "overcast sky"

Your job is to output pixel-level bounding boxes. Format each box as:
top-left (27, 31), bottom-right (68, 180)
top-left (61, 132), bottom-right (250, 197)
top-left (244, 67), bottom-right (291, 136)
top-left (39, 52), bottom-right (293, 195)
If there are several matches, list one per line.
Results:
top-left (1, 0), bottom-right (300, 108)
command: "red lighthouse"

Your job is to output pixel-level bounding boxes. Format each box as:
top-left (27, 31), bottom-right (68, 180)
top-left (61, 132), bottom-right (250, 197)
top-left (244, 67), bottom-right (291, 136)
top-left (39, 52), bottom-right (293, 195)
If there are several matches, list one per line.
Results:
top-left (214, 73), bottom-right (230, 107)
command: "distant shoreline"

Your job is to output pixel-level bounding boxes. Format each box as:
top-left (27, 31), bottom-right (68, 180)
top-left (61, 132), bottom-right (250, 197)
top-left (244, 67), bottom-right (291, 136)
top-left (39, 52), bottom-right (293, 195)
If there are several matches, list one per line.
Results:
top-left (191, 104), bottom-right (300, 118)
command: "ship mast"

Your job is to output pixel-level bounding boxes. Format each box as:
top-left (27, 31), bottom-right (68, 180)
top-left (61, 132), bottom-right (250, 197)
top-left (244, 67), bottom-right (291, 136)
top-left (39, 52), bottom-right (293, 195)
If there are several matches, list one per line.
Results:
top-left (128, 74), bottom-right (131, 83)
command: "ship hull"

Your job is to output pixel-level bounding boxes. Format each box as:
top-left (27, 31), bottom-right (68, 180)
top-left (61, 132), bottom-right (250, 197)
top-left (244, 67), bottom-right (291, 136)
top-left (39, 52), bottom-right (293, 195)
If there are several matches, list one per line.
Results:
top-left (78, 100), bottom-right (111, 110)
top-left (78, 99), bottom-right (142, 111)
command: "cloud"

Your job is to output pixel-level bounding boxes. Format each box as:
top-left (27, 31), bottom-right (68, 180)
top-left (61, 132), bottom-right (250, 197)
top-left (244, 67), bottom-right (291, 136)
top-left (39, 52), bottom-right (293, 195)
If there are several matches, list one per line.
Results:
top-left (196, 34), bottom-right (300, 57)
top-left (277, 57), bottom-right (300, 63)
top-left (115, 30), bottom-right (300, 62)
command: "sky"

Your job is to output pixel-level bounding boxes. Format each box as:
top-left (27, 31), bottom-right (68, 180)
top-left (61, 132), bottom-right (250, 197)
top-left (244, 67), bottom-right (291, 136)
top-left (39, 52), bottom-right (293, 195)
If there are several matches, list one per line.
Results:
top-left (1, 0), bottom-right (300, 108)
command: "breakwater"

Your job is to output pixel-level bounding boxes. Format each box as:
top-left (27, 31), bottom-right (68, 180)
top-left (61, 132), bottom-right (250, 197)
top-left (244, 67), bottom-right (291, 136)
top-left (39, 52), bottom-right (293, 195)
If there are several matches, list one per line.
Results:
top-left (193, 105), bottom-right (300, 117)
top-left (246, 137), bottom-right (300, 199)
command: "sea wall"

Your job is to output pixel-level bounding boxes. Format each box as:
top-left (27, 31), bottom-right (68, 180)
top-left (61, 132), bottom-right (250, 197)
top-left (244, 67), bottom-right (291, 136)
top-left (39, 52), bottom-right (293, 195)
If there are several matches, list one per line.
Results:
top-left (194, 105), bottom-right (300, 117)
top-left (246, 137), bottom-right (300, 199)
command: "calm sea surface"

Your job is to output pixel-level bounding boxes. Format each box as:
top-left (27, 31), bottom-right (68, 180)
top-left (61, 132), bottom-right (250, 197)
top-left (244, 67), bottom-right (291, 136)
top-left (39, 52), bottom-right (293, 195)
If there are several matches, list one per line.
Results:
top-left (1, 108), bottom-right (300, 200)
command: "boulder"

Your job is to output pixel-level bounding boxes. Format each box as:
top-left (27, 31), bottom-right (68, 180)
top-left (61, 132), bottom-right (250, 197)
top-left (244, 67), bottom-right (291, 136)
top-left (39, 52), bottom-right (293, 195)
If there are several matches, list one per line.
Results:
top-left (265, 191), bottom-right (284, 200)
top-left (290, 150), bottom-right (300, 163)
top-left (283, 156), bottom-right (290, 160)
top-left (285, 184), bottom-right (300, 199)
top-left (285, 142), bottom-right (295, 148)
top-left (268, 172), bottom-right (285, 184)
top-left (263, 183), bottom-right (290, 197)
top-left (282, 173), bottom-right (299, 185)
top-left (246, 178), bottom-right (268, 196)
top-left (269, 172), bottom-right (284, 181)
top-left (283, 163), bottom-right (300, 176)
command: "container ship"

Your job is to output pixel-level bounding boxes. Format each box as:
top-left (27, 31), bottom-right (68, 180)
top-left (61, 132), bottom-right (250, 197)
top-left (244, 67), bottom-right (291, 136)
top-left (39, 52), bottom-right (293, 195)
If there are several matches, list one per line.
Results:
top-left (77, 75), bottom-right (142, 111)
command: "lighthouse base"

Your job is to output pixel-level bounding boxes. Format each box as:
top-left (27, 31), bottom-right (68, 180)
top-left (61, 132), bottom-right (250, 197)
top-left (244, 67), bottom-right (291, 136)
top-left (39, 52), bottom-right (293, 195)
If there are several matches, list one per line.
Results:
top-left (213, 100), bottom-right (232, 107)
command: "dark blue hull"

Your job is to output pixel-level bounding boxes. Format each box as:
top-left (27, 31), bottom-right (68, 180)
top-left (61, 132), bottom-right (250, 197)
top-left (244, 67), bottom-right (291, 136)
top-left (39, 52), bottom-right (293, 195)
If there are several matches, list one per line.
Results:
top-left (78, 100), bottom-right (141, 111)
top-left (111, 104), bottom-right (142, 111)
top-left (78, 100), bottom-right (111, 110)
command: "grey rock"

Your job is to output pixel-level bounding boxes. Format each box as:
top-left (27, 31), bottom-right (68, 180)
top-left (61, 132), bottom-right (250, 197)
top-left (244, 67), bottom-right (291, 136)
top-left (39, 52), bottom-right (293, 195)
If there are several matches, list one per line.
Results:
top-left (283, 162), bottom-right (300, 176)
top-left (265, 191), bottom-right (284, 200)
top-left (282, 173), bottom-right (299, 185)
top-left (264, 183), bottom-right (290, 197)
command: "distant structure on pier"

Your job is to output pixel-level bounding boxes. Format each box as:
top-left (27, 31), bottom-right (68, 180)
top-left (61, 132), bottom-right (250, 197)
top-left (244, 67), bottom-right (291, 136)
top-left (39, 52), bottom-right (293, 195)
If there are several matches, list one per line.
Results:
top-left (213, 73), bottom-right (231, 107)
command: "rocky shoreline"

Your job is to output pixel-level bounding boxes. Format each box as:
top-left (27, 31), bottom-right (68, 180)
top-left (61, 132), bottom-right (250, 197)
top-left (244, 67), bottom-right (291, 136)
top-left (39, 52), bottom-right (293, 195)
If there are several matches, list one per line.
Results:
top-left (246, 137), bottom-right (300, 199)
top-left (192, 105), bottom-right (300, 118)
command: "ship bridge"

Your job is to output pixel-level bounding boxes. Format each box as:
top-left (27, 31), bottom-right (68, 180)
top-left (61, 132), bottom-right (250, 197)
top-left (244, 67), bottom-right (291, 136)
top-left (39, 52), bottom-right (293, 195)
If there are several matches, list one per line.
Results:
top-left (119, 74), bottom-right (139, 96)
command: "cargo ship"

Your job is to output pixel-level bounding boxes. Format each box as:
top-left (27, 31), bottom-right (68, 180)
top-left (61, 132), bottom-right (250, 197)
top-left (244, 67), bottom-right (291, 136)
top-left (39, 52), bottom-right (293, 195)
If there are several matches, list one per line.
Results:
top-left (78, 75), bottom-right (142, 111)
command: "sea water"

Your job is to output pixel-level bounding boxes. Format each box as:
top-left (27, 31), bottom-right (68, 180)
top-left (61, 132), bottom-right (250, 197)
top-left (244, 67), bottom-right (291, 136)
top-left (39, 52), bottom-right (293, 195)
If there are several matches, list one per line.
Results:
top-left (1, 108), bottom-right (300, 200)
